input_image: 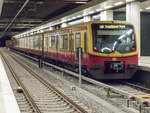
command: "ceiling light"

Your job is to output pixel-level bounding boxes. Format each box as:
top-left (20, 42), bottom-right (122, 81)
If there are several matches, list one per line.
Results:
top-left (96, 8), bottom-right (102, 12)
top-left (114, 2), bottom-right (124, 6)
top-left (67, 18), bottom-right (71, 21)
top-left (77, 15), bottom-right (82, 18)
top-left (104, 5), bottom-right (113, 9)
top-left (126, 0), bottom-right (135, 2)
top-left (75, 2), bottom-right (87, 4)
top-left (72, 17), bottom-right (76, 19)
top-left (140, 9), bottom-right (143, 11)
top-left (89, 11), bottom-right (94, 14)
top-left (146, 7), bottom-right (150, 10)
top-left (83, 12), bottom-right (88, 16)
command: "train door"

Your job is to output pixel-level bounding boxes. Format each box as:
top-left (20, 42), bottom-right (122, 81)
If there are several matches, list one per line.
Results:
top-left (44, 33), bottom-right (49, 57)
top-left (39, 34), bottom-right (44, 56)
top-left (69, 33), bottom-right (74, 64)
top-left (75, 32), bottom-right (81, 64)
top-left (83, 31), bottom-right (88, 66)
top-left (56, 35), bottom-right (59, 63)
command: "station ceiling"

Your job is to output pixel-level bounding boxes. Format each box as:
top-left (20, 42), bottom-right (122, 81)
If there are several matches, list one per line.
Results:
top-left (0, 0), bottom-right (148, 38)
top-left (0, 0), bottom-right (106, 37)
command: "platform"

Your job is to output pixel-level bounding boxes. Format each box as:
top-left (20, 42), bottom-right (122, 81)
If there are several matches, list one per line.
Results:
top-left (0, 58), bottom-right (21, 113)
top-left (139, 56), bottom-right (150, 71)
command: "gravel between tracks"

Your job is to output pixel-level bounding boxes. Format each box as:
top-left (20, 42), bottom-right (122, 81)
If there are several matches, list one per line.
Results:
top-left (4, 48), bottom-right (143, 113)
top-left (2, 50), bottom-right (92, 113)
top-left (5, 48), bottom-right (150, 113)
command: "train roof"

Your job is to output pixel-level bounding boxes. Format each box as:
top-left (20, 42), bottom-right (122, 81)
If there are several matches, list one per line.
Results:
top-left (14, 20), bottom-right (134, 38)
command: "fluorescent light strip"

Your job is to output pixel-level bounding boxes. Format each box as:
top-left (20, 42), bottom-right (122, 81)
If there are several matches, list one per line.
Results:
top-left (114, 2), bottom-right (124, 6)
top-left (140, 9), bottom-right (143, 11)
top-left (72, 17), bottom-right (76, 19)
top-left (77, 15), bottom-right (82, 18)
top-left (75, 2), bottom-right (87, 4)
top-left (89, 11), bottom-right (94, 14)
top-left (82, 12), bottom-right (88, 16)
top-left (146, 7), bottom-right (150, 10)
top-left (104, 5), bottom-right (112, 9)
top-left (126, 0), bottom-right (135, 2)
top-left (96, 8), bottom-right (102, 12)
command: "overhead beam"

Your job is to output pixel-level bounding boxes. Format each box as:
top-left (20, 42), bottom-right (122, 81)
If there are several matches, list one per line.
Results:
top-left (4, 0), bottom-right (90, 4)
top-left (4, 0), bottom-right (44, 4)
top-left (4, 0), bottom-right (30, 33)
top-left (0, 0), bottom-right (4, 15)
top-left (0, 24), bottom-right (34, 29)
top-left (0, 18), bottom-right (43, 23)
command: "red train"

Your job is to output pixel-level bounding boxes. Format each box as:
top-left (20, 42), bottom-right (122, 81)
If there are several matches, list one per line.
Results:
top-left (7, 21), bottom-right (138, 79)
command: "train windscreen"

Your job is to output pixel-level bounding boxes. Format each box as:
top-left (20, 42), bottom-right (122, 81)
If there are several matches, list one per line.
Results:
top-left (92, 23), bottom-right (136, 54)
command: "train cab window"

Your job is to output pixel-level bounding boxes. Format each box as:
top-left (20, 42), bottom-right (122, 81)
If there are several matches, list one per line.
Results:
top-left (75, 33), bottom-right (81, 49)
top-left (69, 33), bottom-right (74, 51)
top-left (84, 32), bottom-right (87, 53)
top-left (63, 34), bottom-right (68, 50)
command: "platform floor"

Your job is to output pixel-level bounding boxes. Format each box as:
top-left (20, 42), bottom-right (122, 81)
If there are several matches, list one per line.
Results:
top-left (139, 56), bottom-right (150, 67)
top-left (0, 57), bottom-right (21, 113)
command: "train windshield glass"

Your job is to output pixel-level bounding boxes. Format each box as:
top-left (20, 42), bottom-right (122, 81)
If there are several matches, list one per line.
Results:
top-left (92, 23), bottom-right (136, 54)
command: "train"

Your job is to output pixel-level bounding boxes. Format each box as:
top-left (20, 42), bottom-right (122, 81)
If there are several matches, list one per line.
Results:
top-left (7, 21), bottom-right (138, 79)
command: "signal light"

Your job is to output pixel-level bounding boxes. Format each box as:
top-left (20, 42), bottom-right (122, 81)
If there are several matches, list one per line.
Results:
top-left (130, 96), bottom-right (136, 101)
top-left (94, 47), bottom-right (98, 51)
top-left (142, 101), bottom-right (149, 107)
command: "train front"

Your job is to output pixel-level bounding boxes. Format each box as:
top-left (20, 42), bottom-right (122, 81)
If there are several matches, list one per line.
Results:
top-left (88, 22), bottom-right (138, 79)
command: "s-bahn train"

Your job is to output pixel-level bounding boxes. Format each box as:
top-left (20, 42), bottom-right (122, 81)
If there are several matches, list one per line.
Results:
top-left (7, 21), bottom-right (138, 79)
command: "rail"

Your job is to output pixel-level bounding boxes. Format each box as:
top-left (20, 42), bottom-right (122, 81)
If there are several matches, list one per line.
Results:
top-left (11, 49), bottom-right (150, 112)
top-left (0, 52), bottom-right (41, 113)
top-left (9, 52), bottom-right (89, 113)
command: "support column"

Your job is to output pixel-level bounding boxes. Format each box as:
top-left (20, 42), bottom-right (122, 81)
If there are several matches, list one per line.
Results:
top-left (100, 10), bottom-right (113, 21)
top-left (126, 1), bottom-right (140, 56)
top-left (0, 0), bottom-right (4, 15)
top-left (84, 15), bottom-right (91, 22)
top-left (61, 22), bottom-right (68, 28)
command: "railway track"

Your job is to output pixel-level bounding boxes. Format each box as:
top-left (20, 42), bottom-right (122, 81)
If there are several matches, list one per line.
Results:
top-left (104, 81), bottom-right (150, 95)
top-left (123, 82), bottom-right (150, 94)
top-left (0, 51), bottom-right (89, 113)
top-left (5, 49), bottom-right (150, 113)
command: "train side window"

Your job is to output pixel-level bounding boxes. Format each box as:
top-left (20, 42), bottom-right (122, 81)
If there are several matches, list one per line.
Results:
top-left (51, 36), bottom-right (56, 49)
top-left (44, 34), bottom-right (48, 51)
top-left (39, 35), bottom-right (43, 50)
top-left (33, 36), bottom-right (36, 49)
top-left (75, 33), bottom-right (81, 49)
top-left (48, 34), bottom-right (51, 48)
top-left (84, 32), bottom-right (87, 53)
top-left (69, 33), bottom-right (74, 51)
top-left (38, 36), bottom-right (40, 50)
top-left (63, 34), bottom-right (68, 50)
top-left (31, 37), bottom-right (33, 49)
top-left (56, 35), bottom-right (59, 50)
top-left (60, 35), bottom-right (64, 49)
